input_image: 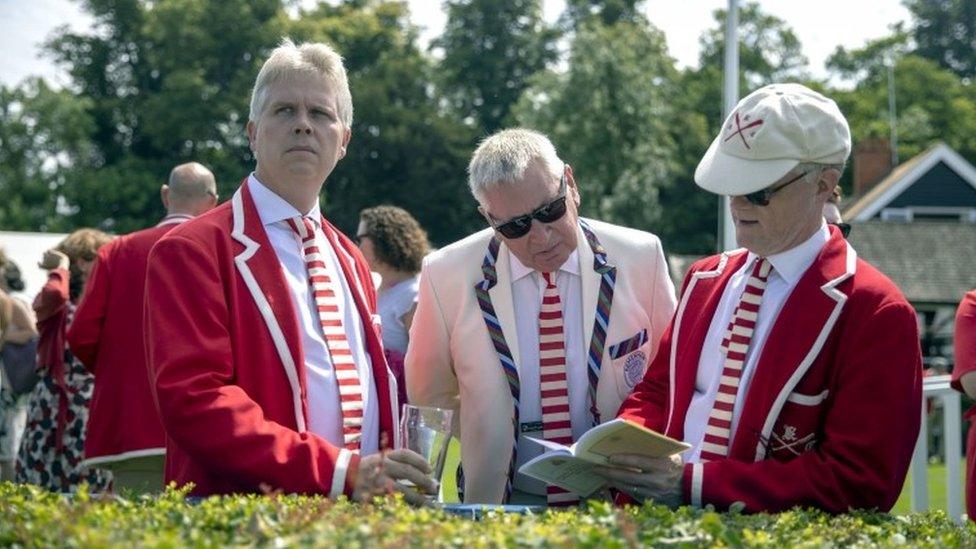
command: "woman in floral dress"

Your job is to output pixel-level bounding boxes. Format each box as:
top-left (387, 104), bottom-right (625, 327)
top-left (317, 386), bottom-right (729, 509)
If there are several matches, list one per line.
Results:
top-left (16, 229), bottom-right (114, 492)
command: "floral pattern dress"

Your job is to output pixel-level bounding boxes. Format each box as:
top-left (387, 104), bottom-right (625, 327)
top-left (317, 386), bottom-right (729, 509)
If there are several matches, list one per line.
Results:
top-left (15, 280), bottom-right (111, 492)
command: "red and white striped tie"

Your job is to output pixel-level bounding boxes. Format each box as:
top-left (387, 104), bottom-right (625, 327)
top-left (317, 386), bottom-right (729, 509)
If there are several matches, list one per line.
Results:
top-left (538, 272), bottom-right (579, 506)
top-left (287, 216), bottom-right (364, 451)
top-left (699, 258), bottom-right (772, 462)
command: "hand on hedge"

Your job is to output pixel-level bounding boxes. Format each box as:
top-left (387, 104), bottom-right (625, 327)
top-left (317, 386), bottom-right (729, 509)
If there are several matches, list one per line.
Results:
top-left (594, 453), bottom-right (683, 508)
top-left (39, 250), bottom-right (69, 271)
top-left (353, 449), bottom-right (437, 506)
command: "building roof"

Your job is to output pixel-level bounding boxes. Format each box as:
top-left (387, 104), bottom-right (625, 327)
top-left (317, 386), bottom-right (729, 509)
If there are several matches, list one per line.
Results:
top-left (667, 221), bottom-right (975, 307)
top-left (846, 221), bottom-right (976, 305)
top-left (843, 142), bottom-right (976, 221)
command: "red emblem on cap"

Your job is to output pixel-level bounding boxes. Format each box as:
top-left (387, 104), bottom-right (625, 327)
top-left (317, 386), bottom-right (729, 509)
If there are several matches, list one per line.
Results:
top-left (724, 111), bottom-right (764, 150)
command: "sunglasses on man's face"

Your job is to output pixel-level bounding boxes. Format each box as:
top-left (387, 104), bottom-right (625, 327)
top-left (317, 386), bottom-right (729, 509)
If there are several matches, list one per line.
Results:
top-left (742, 170), bottom-right (811, 206)
top-left (489, 173), bottom-right (569, 239)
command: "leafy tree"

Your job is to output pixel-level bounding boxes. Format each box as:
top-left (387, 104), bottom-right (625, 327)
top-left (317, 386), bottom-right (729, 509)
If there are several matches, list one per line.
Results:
top-left (830, 54), bottom-right (976, 166)
top-left (562, 0), bottom-right (643, 29)
top-left (434, 0), bottom-right (558, 134)
top-left (825, 27), bottom-right (912, 85)
top-left (905, 0), bottom-right (976, 79)
top-left (0, 79), bottom-right (95, 231)
top-left (513, 17), bottom-right (711, 253)
top-left (44, 0), bottom-right (284, 232)
top-left (289, 1), bottom-right (480, 246)
top-left (697, 1), bottom-right (809, 94)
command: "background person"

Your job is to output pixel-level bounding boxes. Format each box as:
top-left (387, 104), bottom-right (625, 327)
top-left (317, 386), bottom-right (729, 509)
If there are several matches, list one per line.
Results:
top-left (16, 229), bottom-right (114, 492)
top-left (0, 252), bottom-right (38, 481)
top-left (356, 205), bottom-right (430, 406)
top-left (67, 162), bottom-right (217, 494)
top-left (951, 289), bottom-right (976, 521)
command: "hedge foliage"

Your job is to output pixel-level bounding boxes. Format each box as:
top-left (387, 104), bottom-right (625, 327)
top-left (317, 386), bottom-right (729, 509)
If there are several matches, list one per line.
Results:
top-left (1, 482), bottom-right (974, 548)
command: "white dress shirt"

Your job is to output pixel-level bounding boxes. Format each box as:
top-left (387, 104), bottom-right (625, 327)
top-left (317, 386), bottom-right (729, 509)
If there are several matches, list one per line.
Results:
top-left (248, 174), bottom-right (379, 455)
top-left (683, 223), bottom-right (830, 463)
top-left (508, 249), bottom-right (588, 494)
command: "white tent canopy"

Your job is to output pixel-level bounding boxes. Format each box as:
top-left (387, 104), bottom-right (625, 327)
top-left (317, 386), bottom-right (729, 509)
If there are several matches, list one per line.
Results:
top-left (0, 231), bottom-right (70, 302)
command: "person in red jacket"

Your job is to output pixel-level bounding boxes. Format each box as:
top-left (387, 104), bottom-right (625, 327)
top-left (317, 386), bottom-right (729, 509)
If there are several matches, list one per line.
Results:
top-left (67, 162), bottom-right (217, 494)
top-left (144, 39), bottom-right (434, 502)
top-left (951, 290), bottom-right (976, 521)
top-left (16, 229), bottom-right (114, 493)
top-left (596, 84), bottom-right (922, 513)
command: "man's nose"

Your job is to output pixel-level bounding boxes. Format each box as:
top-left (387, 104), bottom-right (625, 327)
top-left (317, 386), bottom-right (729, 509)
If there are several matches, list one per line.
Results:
top-left (293, 110), bottom-right (312, 134)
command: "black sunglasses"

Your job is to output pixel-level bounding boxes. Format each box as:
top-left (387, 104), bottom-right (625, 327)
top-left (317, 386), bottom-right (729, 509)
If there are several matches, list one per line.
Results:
top-left (829, 222), bottom-right (851, 238)
top-left (489, 173), bottom-right (569, 239)
top-left (743, 170), bottom-right (811, 206)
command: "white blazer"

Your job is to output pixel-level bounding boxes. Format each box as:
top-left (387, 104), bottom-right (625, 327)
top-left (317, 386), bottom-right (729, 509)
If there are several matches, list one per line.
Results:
top-left (406, 219), bottom-right (676, 503)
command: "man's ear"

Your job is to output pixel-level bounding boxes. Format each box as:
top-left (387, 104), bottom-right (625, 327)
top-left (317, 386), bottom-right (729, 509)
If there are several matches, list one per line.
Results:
top-left (477, 204), bottom-right (494, 226)
top-left (565, 164), bottom-right (581, 207)
top-left (817, 168), bottom-right (841, 198)
top-left (160, 185), bottom-right (170, 209)
top-left (246, 120), bottom-right (257, 152)
top-left (337, 127), bottom-right (352, 160)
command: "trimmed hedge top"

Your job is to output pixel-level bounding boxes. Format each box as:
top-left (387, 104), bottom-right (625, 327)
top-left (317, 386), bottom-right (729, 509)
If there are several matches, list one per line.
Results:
top-left (1, 482), bottom-right (973, 547)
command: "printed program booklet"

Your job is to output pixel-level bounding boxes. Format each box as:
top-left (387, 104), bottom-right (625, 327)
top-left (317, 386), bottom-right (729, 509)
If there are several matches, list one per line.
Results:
top-left (517, 418), bottom-right (691, 497)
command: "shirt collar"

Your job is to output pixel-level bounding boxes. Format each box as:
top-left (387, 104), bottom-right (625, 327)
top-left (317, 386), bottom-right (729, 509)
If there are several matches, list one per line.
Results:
top-left (247, 173), bottom-right (321, 228)
top-left (748, 221), bottom-right (830, 285)
top-left (508, 248), bottom-right (581, 282)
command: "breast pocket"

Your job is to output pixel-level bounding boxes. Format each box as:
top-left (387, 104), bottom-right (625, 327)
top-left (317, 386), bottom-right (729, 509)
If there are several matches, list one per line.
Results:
top-left (607, 328), bottom-right (650, 397)
top-left (768, 389), bottom-right (829, 461)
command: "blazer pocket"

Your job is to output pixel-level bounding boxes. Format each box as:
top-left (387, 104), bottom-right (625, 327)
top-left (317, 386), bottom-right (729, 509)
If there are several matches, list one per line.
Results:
top-left (768, 390), bottom-right (829, 460)
top-left (786, 389), bottom-right (828, 406)
top-left (607, 329), bottom-right (650, 395)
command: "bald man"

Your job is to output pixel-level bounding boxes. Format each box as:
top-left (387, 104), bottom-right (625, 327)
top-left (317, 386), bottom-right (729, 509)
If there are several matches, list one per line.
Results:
top-left (68, 161), bottom-right (218, 493)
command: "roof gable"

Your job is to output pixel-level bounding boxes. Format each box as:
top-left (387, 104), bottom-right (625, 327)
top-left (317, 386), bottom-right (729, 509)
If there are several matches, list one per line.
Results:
top-left (844, 142), bottom-right (976, 221)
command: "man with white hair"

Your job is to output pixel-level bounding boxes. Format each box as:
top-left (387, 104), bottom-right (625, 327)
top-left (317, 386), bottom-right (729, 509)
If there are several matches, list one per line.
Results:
top-left (598, 83), bottom-right (922, 513)
top-left (68, 161), bottom-right (218, 494)
top-left (406, 128), bottom-right (677, 505)
top-left (145, 40), bottom-right (435, 502)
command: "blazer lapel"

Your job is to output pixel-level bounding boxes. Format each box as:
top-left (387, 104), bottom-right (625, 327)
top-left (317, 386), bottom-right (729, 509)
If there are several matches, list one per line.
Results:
top-left (734, 230), bottom-right (856, 461)
top-left (665, 252), bottom-right (748, 437)
top-left (487, 242), bottom-right (522, 369)
top-left (578, 224), bottom-right (600, 364)
top-left (230, 180), bottom-right (307, 432)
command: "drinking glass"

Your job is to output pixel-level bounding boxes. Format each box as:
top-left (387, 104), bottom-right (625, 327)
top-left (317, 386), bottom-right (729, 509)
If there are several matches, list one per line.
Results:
top-left (399, 404), bottom-right (454, 500)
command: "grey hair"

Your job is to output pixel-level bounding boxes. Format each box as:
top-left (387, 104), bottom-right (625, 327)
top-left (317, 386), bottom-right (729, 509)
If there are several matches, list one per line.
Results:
top-left (249, 38), bottom-right (353, 128)
top-left (467, 128), bottom-right (564, 203)
top-left (796, 162), bottom-right (846, 183)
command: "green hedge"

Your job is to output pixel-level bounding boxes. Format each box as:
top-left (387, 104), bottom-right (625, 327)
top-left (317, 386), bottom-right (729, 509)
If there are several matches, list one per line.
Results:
top-left (1, 482), bottom-right (973, 547)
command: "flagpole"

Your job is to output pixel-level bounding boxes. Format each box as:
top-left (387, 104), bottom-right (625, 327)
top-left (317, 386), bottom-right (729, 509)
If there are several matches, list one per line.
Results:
top-left (719, 0), bottom-right (739, 251)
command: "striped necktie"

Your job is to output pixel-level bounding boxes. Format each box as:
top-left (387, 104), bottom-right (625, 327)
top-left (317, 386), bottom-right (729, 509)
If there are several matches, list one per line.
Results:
top-left (538, 272), bottom-right (579, 506)
top-left (287, 216), bottom-right (364, 451)
top-left (699, 257), bottom-right (772, 462)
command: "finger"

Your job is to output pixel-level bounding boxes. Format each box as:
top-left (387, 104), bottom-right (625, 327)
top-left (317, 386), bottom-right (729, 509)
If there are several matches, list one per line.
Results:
top-left (391, 481), bottom-right (430, 506)
top-left (386, 449), bottom-right (433, 474)
top-left (593, 465), bottom-right (645, 485)
top-left (608, 454), bottom-right (663, 471)
top-left (384, 459), bottom-right (438, 494)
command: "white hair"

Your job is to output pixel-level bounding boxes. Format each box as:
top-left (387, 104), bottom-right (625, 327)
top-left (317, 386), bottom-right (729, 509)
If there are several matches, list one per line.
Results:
top-left (249, 38), bottom-right (353, 128)
top-left (467, 128), bottom-right (564, 203)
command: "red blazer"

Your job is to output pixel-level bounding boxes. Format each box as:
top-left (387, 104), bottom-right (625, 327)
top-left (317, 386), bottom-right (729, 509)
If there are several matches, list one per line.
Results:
top-left (68, 220), bottom-right (184, 465)
top-left (144, 180), bottom-right (397, 497)
top-left (951, 290), bottom-right (976, 521)
top-left (618, 228), bottom-right (922, 513)
top-left (34, 268), bottom-right (70, 381)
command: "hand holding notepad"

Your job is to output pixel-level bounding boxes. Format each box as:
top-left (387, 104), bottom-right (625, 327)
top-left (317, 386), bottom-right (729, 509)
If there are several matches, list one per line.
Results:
top-left (517, 418), bottom-right (690, 497)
